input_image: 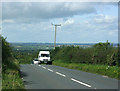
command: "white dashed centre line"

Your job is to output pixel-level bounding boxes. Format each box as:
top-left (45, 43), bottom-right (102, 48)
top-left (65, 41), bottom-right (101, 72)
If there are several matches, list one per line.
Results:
top-left (42, 66), bottom-right (46, 69)
top-left (38, 65), bottom-right (92, 88)
top-left (102, 75), bottom-right (108, 78)
top-left (56, 72), bottom-right (66, 77)
top-left (71, 78), bottom-right (91, 88)
top-left (38, 65), bottom-right (41, 66)
top-left (47, 69), bottom-right (53, 72)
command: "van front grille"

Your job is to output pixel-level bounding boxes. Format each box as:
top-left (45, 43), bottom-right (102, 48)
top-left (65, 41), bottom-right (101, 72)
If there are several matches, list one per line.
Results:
top-left (43, 59), bottom-right (48, 61)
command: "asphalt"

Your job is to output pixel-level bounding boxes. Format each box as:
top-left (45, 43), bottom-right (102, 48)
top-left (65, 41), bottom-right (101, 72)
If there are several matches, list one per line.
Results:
top-left (20, 64), bottom-right (119, 90)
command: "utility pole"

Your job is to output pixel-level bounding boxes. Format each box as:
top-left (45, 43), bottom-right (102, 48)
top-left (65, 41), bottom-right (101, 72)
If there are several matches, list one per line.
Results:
top-left (52, 23), bottom-right (61, 49)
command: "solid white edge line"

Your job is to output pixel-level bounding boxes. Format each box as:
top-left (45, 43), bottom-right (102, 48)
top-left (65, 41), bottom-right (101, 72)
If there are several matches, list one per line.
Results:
top-left (56, 72), bottom-right (66, 77)
top-left (47, 69), bottom-right (53, 72)
top-left (71, 78), bottom-right (91, 88)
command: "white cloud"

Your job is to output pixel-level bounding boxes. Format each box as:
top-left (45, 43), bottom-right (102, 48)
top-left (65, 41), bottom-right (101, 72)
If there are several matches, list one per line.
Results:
top-left (2, 2), bottom-right (96, 23)
top-left (63, 18), bottom-right (74, 25)
top-left (2, 0), bottom-right (119, 2)
top-left (108, 30), bottom-right (118, 36)
top-left (3, 19), bottom-right (15, 23)
top-left (94, 14), bottom-right (117, 24)
top-left (2, 2), bottom-right (118, 43)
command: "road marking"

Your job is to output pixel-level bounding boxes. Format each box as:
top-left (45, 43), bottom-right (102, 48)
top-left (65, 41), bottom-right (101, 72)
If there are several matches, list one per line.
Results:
top-left (102, 75), bottom-right (108, 78)
top-left (42, 66), bottom-right (46, 69)
top-left (56, 72), bottom-right (66, 77)
top-left (71, 78), bottom-right (91, 88)
top-left (47, 69), bottom-right (53, 72)
top-left (39, 65), bottom-right (41, 66)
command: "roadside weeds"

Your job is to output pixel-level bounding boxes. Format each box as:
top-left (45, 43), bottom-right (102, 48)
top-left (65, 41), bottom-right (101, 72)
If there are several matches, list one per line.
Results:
top-left (53, 60), bottom-right (120, 80)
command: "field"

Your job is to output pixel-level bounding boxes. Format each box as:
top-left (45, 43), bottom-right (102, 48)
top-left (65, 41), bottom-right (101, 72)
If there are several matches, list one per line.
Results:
top-left (11, 43), bottom-right (54, 51)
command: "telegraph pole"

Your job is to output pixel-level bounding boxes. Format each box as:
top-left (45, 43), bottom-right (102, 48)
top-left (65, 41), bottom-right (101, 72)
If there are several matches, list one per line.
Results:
top-left (52, 23), bottom-right (61, 49)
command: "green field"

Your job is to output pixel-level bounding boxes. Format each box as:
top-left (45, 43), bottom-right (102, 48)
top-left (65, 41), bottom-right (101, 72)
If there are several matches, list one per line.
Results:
top-left (11, 43), bottom-right (54, 51)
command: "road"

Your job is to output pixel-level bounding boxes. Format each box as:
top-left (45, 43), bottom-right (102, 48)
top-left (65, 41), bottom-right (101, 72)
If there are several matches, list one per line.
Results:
top-left (20, 64), bottom-right (118, 90)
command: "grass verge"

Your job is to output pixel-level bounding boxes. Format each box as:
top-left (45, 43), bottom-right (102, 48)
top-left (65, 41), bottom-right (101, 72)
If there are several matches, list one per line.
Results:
top-left (53, 60), bottom-right (120, 80)
top-left (2, 58), bottom-right (25, 90)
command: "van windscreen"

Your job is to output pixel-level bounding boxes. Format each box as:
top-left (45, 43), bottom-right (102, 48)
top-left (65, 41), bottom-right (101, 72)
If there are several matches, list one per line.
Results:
top-left (41, 54), bottom-right (49, 57)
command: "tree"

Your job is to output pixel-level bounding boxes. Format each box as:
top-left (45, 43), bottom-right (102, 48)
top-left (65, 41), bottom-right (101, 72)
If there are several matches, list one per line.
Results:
top-left (2, 36), bottom-right (12, 63)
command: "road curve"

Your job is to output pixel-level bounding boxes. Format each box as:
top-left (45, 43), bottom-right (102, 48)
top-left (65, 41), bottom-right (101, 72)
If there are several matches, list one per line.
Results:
top-left (20, 64), bottom-right (118, 90)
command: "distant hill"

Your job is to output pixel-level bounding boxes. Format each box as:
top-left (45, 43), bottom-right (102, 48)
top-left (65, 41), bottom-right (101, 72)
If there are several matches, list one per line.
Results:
top-left (10, 42), bottom-right (118, 51)
top-left (10, 42), bottom-right (118, 46)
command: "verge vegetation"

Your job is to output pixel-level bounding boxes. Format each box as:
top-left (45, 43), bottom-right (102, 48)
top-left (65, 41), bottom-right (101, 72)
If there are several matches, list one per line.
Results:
top-left (53, 60), bottom-right (119, 79)
top-left (51, 41), bottom-right (120, 79)
top-left (13, 50), bottom-right (38, 64)
top-left (2, 36), bottom-right (25, 90)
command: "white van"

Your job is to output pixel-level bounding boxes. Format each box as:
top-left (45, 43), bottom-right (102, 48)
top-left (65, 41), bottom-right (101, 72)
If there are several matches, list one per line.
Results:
top-left (38, 51), bottom-right (52, 65)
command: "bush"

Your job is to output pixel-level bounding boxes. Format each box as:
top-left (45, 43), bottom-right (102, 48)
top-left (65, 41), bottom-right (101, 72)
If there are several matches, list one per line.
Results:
top-left (2, 36), bottom-right (12, 63)
top-left (13, 50), bottom-right (39, 64)
top-left (1, 36), bottom-right (13, 72)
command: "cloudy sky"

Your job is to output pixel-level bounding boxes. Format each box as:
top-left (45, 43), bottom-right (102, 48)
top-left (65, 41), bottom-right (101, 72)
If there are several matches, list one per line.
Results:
top-left (2, 2), bottom-right (118, 43)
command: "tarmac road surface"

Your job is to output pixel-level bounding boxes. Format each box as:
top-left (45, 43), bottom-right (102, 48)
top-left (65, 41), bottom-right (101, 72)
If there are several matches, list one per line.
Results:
top-left (20, 64), bottom-right (118, 90)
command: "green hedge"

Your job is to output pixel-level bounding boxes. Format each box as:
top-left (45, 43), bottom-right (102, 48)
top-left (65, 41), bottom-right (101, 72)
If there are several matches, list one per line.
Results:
top-left (51, 41), bottom-right (119, 66)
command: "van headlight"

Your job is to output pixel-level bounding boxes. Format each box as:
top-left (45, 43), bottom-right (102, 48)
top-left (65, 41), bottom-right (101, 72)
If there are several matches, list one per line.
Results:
top-left (48, 59), bottom-right (50, 61)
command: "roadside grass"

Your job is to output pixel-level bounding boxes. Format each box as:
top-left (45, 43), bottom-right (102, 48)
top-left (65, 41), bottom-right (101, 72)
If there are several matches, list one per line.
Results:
top-left (53, 60), bottom-right (120, 80)
top-left (2, 58), bottom-right (25, 90)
